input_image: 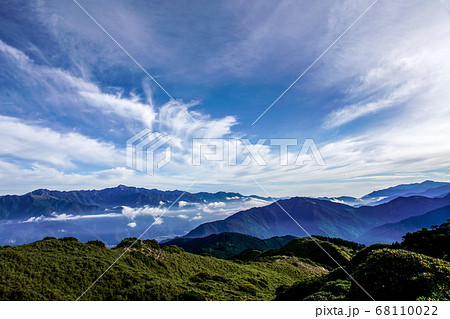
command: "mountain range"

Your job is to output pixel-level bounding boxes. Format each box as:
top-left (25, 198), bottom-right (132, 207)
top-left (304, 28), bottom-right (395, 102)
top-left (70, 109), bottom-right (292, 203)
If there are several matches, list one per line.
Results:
top-left (358, 205), bottom-right (450, 243)
top-left (0, 185), bottom-right (265, 220)
top-left (186, 181), bottom-right (450, 244)
top-left (321, 180), bottom-right (450, 206)
top-left (1, 180), bottom-right (450, 245)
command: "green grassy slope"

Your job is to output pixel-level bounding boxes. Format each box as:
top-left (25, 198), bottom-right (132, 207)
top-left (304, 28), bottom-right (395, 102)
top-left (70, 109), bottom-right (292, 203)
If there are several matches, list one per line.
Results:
top-left (161, 232), bottom-right (296, 259)
top-left (0, 237), bottom-right (326, 301)
top-left (275, 221), bottom-right (450, 301)
top-left (276, 247), bottom-right (450, 301)
top-left (2, 220), bottom-right (449, 301)
top-left (233, 236), bottom-right (363, 269)
top-left (349, 248), bottom-right (450, 300)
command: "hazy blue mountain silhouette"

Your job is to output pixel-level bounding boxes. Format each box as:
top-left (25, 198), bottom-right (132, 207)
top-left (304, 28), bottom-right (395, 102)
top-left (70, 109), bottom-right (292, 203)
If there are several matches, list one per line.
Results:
top-left (186, 193), bottom-right (450, 243)
top-left (358, 205), bottom-right (450, 244)
top-left (360, 180), bottom-right (450, 205)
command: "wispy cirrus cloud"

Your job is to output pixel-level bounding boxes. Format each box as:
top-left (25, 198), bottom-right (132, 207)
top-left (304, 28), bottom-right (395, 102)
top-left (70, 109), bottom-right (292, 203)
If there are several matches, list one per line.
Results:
top-left (322, 80), bottom-right (421, 129)
top-left (320, 0), bottom-right (450, 130)
top-left (0, 39), bottom-right (156, 130)
top-left (2, 0), bottom-right (450, 200)
top-left (0, 38), bottom-right (238, 140)
top-left (79, 91), bottom-right (156, 128)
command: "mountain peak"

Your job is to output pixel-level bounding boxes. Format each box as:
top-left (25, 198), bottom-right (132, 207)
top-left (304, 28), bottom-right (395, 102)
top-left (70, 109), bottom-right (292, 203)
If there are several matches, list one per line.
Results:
top-left (114, 185), bottom-right (136, 191)
top-left (29, 189), bottom-right (51, 196)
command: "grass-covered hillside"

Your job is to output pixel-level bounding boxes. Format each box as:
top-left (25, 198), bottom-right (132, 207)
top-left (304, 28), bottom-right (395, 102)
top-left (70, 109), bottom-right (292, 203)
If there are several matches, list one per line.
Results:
top-left (234, 236), bottom-right (363, 269)
top-left (1, 220), bottom-right (449, 301)
top-left (161, 232), bottom-right (296, 259)
top-left (276, 220), bottom-right (450, 301)
top-left (276, 246), bottom-right (450, 301)
top-left (0, 237), bottom-right (325, 301)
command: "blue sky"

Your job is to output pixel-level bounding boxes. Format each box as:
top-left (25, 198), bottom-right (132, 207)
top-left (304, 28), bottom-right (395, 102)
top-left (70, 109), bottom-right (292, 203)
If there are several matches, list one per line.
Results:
top-left (1, 0), bottom-right (450, 197)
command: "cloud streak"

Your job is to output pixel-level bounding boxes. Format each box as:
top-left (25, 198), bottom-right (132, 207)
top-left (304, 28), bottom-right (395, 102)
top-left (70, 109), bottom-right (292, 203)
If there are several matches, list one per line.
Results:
top-left (0, 115), bottom-right (121, 168)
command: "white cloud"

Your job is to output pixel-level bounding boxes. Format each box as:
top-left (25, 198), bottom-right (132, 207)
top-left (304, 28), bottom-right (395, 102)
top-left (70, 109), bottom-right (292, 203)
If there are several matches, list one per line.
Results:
top-left (0, 115), bottom-right (121, 168)
top-left (0, 39), bottom-right (242, 193)
top-left (0, 40), bottom-right (31, 65)
top-left (1, 39), bottom-right (238, 142)
top-left (22, 212), bottom-right (121, 223)
top-left (241, 0), bottom-right (450, 196)
top-left (322, 81), bottom-right (419, 129)
top-left (80, 91), bottom-right (156, 128)
top-left (0, 39), bottom-right (156, 129)
top-left (127, 222), bottom-right (137, 228)
top-left (178, 201), bottom-right (189, 208)
top-left (207, 202), bottom-right (226, 209)
top-left (156, 100), bottom-right (238, 144)
top-left (321, 0), bottom-right (450, 129)
top-left (121, 206), bottom-right (166, 220)
top-left (190, 214), bottom-right (202, 221)
top-left (2, 1), bottom-right (450, 200)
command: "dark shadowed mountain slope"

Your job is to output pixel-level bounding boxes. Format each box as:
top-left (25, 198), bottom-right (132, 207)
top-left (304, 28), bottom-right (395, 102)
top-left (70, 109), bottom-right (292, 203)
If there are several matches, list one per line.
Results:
top-left (356, 194), bottom-right (450, 225)
top-left (186, 194), bottom-right (450, 242)
top-left (233, 236), bottom-right (364, 269)
top-left (185, 197), bottom-right (368, 240)
top-left (26, 186), bottom-right (202, 207)
top-left (319, 181), bottom-right (450, 207)
top-left (161, 232), bottom-right (295, 259)
top-left (358, 205), bottom-right (450, 244)
top-left (276, 248), bottom-right (450, 301)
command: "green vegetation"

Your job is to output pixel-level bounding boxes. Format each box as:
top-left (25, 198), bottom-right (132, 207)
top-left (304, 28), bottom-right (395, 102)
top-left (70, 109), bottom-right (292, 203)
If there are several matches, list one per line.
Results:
top-left (1, 220), bottom-right (449, 301)
top-left (276, 247), bottom-right (450, 301)
top-left (276, 221), bottom-right (450, 301)
top-left (400, 219), bottom-right (450, 261)
top-left (0, 236), bottom-right (325, 301)
top-left (162, 232), bottom-right (296, 259)
top-left (349, 248), bottom-right (450, 300)
top-left (234, 236), bottom-right (361, 269)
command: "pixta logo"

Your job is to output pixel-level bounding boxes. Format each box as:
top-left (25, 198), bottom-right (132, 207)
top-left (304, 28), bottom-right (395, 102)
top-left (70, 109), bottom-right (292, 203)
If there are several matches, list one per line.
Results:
top-left (192, 138), bottom-right (325, 167)
top-left (126, 129), bottom-right (172, 175)
top-left (126, 130), bottom-right (325, 176)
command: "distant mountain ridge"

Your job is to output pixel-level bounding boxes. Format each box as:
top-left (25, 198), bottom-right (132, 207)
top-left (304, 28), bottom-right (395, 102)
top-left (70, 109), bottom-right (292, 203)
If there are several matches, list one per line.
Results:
top-left (186, 193), bottom-right (450, 244)
top-left (362, 180), bottom-right (449, 200)
top-left (358, 205), bottom-right (450, 244)
top-left (2, 181), bottom-right (450, 245)
top-left (0, 193), bottom-right (101, 220)
top-left (322, 180), bottom-right (450, 207)
top-left (186, 197), bottom-right (368, 240)
top-left (0, 185), bottom-right (266, 220)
